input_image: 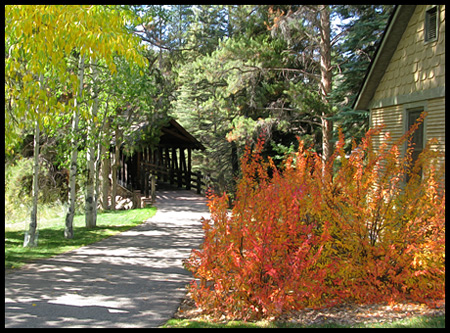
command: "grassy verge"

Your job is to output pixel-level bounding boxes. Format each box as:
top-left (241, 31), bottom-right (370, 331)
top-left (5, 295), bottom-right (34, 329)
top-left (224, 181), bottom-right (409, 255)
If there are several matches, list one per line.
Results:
top-left (5, 207), bottom-right (157, 269)
top-left (162, 314), bottom-right (445, 328)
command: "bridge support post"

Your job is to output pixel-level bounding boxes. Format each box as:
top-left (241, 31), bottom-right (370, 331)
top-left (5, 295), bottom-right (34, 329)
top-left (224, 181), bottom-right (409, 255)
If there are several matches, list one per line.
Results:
top-left (196, 171), bottom-right (201, 194)
top-left (151, 173), bottom-right (156, 204)
top-left (186, 148), bottom-right (192, 190)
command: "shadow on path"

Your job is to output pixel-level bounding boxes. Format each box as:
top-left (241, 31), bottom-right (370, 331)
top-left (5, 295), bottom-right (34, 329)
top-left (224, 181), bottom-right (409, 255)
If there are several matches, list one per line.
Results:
top-left (5, 190), bottom-right (209, 328)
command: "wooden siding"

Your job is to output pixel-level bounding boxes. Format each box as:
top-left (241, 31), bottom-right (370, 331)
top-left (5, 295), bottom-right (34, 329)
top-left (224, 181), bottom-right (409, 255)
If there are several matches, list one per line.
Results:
top-left (426, 97), bottom-right (445, 166)
top-left (370, 96), bottom-right (445, 167)
top-left (370, 104), bottom-right (404, 151)
top-left (369, 5), bottom-right (445, 171)
top-left (372, 5), bottom-right (445, 103)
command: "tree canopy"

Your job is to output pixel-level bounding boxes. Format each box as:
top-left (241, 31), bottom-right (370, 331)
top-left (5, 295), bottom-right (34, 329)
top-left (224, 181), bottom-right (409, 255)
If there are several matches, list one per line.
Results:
top-left (5, 5), bottom-right (147, 150)
top-left (5, 4), bottom-right (394, 237)
top-left (168, 5), bottom-right (394, 190)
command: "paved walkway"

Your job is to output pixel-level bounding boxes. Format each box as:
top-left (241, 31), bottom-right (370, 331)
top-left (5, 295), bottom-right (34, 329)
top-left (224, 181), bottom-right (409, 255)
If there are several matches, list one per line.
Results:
top-left (4, 190), bottom-right (209, 328)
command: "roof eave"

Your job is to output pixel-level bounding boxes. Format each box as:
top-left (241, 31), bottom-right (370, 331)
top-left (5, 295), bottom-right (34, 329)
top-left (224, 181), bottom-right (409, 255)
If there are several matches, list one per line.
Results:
top-left (168, 119), bottom-right (206, 150)
top-left (353, 5), bottom-right (416, 111)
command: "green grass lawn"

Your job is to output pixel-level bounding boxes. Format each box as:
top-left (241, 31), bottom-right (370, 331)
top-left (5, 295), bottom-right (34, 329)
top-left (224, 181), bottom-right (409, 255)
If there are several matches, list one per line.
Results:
top-left (162, 314), bottom-right (445, 328)
top-left (5, 207), bottom-right (156, 269)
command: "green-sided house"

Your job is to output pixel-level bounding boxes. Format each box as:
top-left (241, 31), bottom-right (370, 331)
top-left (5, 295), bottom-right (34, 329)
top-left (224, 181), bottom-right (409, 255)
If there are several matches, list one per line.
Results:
top-left (353, 5), bottom-right (445, 168)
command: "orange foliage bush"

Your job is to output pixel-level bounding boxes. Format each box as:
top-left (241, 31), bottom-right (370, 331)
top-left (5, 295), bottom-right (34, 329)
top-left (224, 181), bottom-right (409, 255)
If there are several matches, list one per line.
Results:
top-left (186, 113), bottom-right (445, 320)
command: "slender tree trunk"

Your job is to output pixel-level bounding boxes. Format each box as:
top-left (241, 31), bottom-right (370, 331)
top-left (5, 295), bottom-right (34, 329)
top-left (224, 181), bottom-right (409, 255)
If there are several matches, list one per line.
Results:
top-left (65, 106), bottom-right (79, 238)
top-left (319, 5), bottom-right (333, 171)
top-left (94, 100), bottom-right (110, 212)
top-left (101, 118), bottom-right (111, 210)
top-left (93, 137), bottom-right (102, 217)
top-left (85, 59), bottom-right (99, 229)
top-left (24, 118), bottom-right (40, 247)
top-left (85, 149), bottom-right (96, 228)
top-left (65, 55), bottom-right (85, 239)
top-left (111, 127), bottom-right (122, 210)
top-left (24, 73), bottom-right (45, 247)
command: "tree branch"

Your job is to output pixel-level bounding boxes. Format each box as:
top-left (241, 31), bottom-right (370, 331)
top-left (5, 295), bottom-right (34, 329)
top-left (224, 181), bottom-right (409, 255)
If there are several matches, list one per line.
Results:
top-left (255, 107), bottom-right (322, 126)
top-left (330, 27), bottom-right (350, 46)
top-left (134, 30), bottom-right (197, 52)
top-left (262, 67), bottom-right (320, 81)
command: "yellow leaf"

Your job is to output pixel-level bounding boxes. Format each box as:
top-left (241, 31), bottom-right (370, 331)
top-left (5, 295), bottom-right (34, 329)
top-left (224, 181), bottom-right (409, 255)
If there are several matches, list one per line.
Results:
top-left (110, 63), bottom-right (117, 75)
top-left (23, 74), bottom-right (33, 82)
top-left (24, 20), bottom-right (32, 36)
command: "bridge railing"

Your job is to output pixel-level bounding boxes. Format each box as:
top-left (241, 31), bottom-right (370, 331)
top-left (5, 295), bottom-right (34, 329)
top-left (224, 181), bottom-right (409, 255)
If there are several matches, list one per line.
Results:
top-left (139, 161), bottom-right (219, 196)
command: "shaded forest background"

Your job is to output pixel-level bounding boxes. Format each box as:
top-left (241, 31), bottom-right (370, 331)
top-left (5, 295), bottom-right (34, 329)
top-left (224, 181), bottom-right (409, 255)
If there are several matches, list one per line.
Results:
top-left (5, 5), bottom-right (394, 221)
top-left (140, 5), bottom-right (394, 194)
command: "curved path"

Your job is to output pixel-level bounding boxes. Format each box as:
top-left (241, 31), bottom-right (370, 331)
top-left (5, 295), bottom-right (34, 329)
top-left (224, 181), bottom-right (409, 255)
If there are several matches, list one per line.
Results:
top-left (5, 190), bottom-right (209, 328)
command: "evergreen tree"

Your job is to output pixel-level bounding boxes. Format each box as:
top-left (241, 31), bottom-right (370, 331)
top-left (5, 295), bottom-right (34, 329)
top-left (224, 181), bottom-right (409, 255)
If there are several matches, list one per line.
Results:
top-left (171, 5), bottom-right (394, 192)
top-left (331, 5), bottom-right (394, 151)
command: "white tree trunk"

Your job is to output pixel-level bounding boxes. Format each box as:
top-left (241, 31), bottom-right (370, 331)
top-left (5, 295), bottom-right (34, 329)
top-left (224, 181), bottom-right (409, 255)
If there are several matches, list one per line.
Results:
top-left (93, 105), bottom-right (109, 215)
top-left (24, 118), bottom-right (40, 247)
top-left (24, 73), bottom-right (45, 247)
top-left (93, 139), bottom-right (101, 217)
top-left (85, 130), bottom-right (96, 228)
top-left (85, 59), bottom-right (99, 229)
top-left (101, 117), bottom-right (111, 210)
top-left (65, 55), bottom-right (85, 239)
top-left (101, 148), bottom-right (111, 211)
top-left (111, 127), bottom-right (121, 210)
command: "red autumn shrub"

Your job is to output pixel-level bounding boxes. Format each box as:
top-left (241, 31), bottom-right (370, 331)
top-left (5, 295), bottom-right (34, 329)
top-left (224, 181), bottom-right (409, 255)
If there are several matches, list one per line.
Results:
top-left (317, 114), bottom-right (445, 307)
top-left (186, 113), bottom-right (445, 320)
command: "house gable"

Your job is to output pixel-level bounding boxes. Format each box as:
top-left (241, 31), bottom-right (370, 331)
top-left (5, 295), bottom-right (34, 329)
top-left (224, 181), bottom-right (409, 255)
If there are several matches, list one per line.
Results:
top-left (369, 5), bottom-right (445, 109)
top-left (353, 5), bottom-right (445, 169)
top-left (353, 5), bottom-right (416, 111)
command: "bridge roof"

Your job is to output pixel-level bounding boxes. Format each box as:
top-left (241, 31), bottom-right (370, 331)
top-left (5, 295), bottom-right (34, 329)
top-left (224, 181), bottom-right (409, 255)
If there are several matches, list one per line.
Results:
top-left (117, 117), bottom-right (205, 151)
top-left (159, 118), bottom-right (205, 150)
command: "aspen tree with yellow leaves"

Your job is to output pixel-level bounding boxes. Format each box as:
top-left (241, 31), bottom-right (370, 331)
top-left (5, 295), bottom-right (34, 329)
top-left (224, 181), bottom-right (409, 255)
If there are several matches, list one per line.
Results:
top-left (5, 5), bottom-right (147, 244)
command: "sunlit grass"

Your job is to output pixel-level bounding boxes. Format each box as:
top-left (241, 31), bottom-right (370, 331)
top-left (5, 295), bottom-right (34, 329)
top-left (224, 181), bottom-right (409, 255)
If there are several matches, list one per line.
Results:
top-left (5, 207), bottom-right (157, 269)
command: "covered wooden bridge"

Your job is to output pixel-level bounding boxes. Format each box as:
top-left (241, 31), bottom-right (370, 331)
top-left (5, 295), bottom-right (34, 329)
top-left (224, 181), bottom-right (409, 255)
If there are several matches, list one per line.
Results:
top-left (116, 118), bottom-right (208, 204)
